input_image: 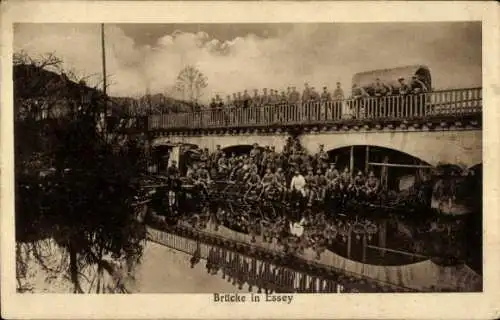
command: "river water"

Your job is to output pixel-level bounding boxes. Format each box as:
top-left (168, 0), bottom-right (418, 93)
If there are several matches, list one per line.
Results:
top-left (18, 240), bottom-right (246, 293)
top-left (129, 241), bottom-right (247, 293)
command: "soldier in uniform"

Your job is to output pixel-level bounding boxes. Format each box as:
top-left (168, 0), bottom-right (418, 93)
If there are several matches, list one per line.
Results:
top-left (398, 77), bottom-right (411, 95)
top-left (243, 89), bottom-right (251, 108)
top-left (212, 144), bottom-right (223, 163)
top-left (289, 86), bottom-right (300, 106)
top-left (166, 160), bottom-right (179, 179)
top-left (186, 163), bottom-right (198, 184)
top-left (372, 78), bottom-right (392, 117)
top-left (316, 144), bottom-right (329, 167)
top-left (340, 167), bottom-right (352, 193)
top-left (245, 167), bottom-right (261, 194)
top-left (302, 83), bottom-right (311, 103)
top-left (333, 82), bottom-right (344, 100)
top-left (351, 83), bottom-right (370, 119)
top-left (261, 88), bottom-right (269, 105)
top-left (325, 162), bottom-right (339, 181)
top-left (373, 78), bottom-right (392, 97)
top-left (305, 169), bottom-right (316, 190)
top-left (237, 92), bottom-right (243, 107)
top-left (316, 169), bottom-right (328, 202)
top-left (249, 143), bottom-right (261, 162)
top-left (232, 93), bottom-right (238, 107)
top-left (410, 75), bottom-right (429, 93)
top-left (320, 86), bottom-right (331, 102)
top-left (410, 75), bottom-right (429, 114)
top-left (365, 170), bottom-right (380, 200)
top-left (353, 170), bottom-right (366, 197)
top-left (261, 167), bottom-right (276, 195)
top-left (310, 86), bottom-right (320, 101)
top-left (196, 162), bottom-right (212, 195)
top-left (252, 89), bottom-right (260, 106)
top-left (217, 153), bottom-right (229, 175)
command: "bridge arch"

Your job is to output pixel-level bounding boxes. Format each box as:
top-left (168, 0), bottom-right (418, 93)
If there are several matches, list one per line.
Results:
top-left (222, 144), bottom-right (265, 156)
top-left (152, 133), bottom-right (290, 153)
top-left (299, 130), bottom-right (481, 167)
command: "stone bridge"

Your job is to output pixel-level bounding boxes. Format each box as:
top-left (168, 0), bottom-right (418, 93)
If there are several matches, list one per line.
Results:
top-left (152, 128), bottom-right (481, 167)
top-left (146, 87), bottom-right (482, 167)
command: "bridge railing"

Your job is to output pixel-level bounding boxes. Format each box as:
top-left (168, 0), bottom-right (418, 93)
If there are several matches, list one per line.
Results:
top-left (148, 87), bottom-right (482, 131)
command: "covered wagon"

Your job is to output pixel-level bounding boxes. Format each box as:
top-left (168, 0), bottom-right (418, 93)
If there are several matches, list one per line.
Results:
top-left (351, 65), bottom-right (432, 95)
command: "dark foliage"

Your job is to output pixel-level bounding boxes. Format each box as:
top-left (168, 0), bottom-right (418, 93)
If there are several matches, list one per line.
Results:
top-left (15, 56), bottom-right (148, 292)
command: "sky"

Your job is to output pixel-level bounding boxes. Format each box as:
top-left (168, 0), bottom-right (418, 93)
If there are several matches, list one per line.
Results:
top-left (14, 22), bottom-right (481, 102)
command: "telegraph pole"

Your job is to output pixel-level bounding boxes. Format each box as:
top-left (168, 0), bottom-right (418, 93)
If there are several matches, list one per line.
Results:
top-left (101, 23), bottom-right (107, 99)
top-left (100, 23), bottom-right (108, 136)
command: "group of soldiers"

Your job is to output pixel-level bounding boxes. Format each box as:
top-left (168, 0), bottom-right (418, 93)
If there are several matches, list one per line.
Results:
top-left (351, 76), bottom-right (429, 99)
top-left (171, 137), bottom-right (382, 206)
top-left (209, 82), bottom-right (346, 110)
top-left (208, 75), bottom-right (429, 111)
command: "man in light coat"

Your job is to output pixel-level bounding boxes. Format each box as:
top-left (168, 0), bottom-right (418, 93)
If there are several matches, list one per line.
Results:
top-left (290, 169), bottom-right (306, 197)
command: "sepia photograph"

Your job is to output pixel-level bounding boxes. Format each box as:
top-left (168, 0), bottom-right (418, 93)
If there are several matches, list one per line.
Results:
top-left (1, 1), bottom-right (499, 319)
top-left (12, 20), bottom-right (483, 294)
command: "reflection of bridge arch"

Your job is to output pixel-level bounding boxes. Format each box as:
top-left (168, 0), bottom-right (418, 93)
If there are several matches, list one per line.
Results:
top-left (300, 130), bottom-right (481, 167)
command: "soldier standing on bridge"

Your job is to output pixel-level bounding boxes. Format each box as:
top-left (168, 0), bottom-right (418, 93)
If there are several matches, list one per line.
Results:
top-left (332, 82), bottom-right (345, 119)
top-left (289, 86), bottom-right (300, 105)
top-left (351, 83), bottom-right (370, 119)
top-left (372, 78), bottom-right (392, 117)
top-left (320, 87), bottom-right (332, 119)
top-left (232, 92), bottom-right (238, 106)
top-left (410, 75), bottom-right (429, 115)
top-left (397, 77), bottom-right (411, 117)
top-left (302, 83), bottom-right (311, 103)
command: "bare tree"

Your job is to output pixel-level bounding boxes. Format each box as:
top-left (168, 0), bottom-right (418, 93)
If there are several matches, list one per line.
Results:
top-left (175, 65), bottom-right (208, 103)
top-left (15, 52), bottom-right (147, 294)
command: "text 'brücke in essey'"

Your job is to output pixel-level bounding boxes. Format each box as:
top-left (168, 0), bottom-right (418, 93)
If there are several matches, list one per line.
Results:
top-left (213, 293), bottom-right (294, 304)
